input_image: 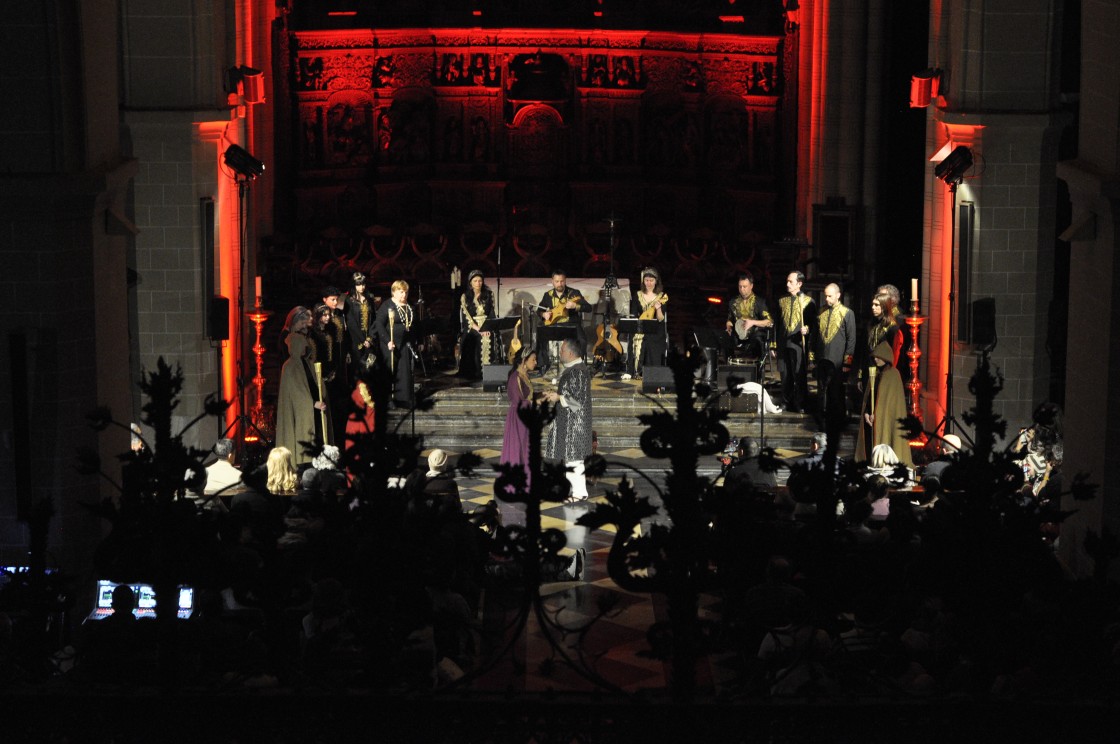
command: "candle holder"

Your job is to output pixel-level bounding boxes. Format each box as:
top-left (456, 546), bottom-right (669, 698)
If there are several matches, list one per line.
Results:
top-left (904, 299), bottom-right (927, 444)
top-left (245, 295), bottom-right (274, 442)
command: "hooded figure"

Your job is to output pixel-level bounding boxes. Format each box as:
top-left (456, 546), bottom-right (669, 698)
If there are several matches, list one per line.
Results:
top-left (855, 340), bottom-right (913, 466)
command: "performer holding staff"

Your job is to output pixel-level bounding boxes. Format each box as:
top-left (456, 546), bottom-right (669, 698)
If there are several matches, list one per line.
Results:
top-left (275, 306), bottom-right (331, 465)
top-left (375, 280), bottom-right (416, 408)
top-left (776, 271), bottom-right (815, 413)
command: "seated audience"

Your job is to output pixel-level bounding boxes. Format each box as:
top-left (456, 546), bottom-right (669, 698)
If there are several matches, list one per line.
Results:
top-left (266, 446), bottom-right (299, 496)
top-left (204, 438), bottom-right (243, 495)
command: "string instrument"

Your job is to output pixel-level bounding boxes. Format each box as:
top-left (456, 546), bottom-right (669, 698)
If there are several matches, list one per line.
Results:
top-left (507, 319), bottom-right (523, 363)
top-left (542, 292), bottom-right (570, 326)
top-left (637, 292), bottom-right (668, 321)
top-left (593, 278), bottom-right (623, 362)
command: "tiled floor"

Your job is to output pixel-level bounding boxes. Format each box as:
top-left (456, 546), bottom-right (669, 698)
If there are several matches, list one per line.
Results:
top-left (442, 444), bottom-right (809, 693)
top-left (408, 362), bottom-right (815, 692)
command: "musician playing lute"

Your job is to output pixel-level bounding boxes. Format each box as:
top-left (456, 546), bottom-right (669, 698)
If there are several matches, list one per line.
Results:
top-left (536, 269), bottom-right (591, 371)
top-left (625, 267), bottom-right (668, 378)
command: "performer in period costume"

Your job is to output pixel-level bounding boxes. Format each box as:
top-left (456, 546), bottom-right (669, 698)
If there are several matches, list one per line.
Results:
top-left (275, 306), bottom-right (332, 465)
top-left (375, 279), bottom-right (416, 408)
top-left (457, 269), bottom-right (498, 379)
top-left (625, 267), bottom-right (668, 378)
top-left (725, 271), bottom-right (773, 361)
top-left (866, 291), bottom-right (903, 369)
top-left (776, 271), bottom-right (816, 413)
top-left (311, 302), bottom-right (349, 445)
top-left (877, 283), bottom-right (903, 324)
top-left (320, 286), bottom-right (349, 386)
top-left (876, 282), bottom-right (911, 387)
top-left (544, 338), bottom-right (594, 501)
top-left (536, 269), bottom-right (591, 372)
top-left (343, 380), bottom-right (376, 468)
top-left (855, 340), bottom-right (913, 467)
top-left (498, 348), bottom-right (539, 526)
top-left (815, 282), bottom-right (857, 434)
top-left (343, 272), bottom-right (378, 377)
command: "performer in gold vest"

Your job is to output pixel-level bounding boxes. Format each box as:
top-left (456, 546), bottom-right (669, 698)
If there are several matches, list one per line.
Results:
top-left (776, 271), bottom-right (816, 413)
top-left (535, 269), bottom-right (591, 372)
top-left (625, 267), bottom-right (668, 378)
top-left (725, 271), bottom-right (773, 361)
top-left (815, 282), bottom-right (857, 435)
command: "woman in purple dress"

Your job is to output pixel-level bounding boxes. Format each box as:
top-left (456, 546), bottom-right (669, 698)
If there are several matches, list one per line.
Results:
top-left (498, 349), bottom-right (538, 526)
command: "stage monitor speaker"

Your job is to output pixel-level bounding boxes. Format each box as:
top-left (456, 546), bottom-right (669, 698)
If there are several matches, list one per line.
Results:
top-left (971, 297), bottom-right (996, 349)
top-left (718, 363), bottom-right (759, 389)
top-left (642, 365), bottom-right (676, 393)
top-left (208, 296), bottom-right (230, 341)
top-left (482, 364), bottom-right (509, 392)
top-left (718, 392), bottom-right (760, 413)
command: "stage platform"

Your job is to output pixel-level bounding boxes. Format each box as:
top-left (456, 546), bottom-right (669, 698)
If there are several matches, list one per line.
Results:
top-left (387, 366), bottom-right (855, 483)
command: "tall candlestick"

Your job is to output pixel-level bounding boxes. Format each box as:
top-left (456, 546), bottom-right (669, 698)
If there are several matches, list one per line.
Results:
top-left (246, 304), bottom-right (274, 442)
top-left (905, 300), bottom-right (927, 447)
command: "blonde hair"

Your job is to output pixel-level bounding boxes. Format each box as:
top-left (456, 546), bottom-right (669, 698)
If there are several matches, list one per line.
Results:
top-left (266, 447), bottom-right (299, 494)
top-left (870, 443), bottom-right (900, 470)
top-left (391, 279), bottom-right (409, 293)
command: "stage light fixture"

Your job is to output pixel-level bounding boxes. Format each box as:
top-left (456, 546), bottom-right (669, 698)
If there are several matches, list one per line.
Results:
top-left (909, 68), bottom-right (942, 108)
top-left (934, 145), bottom-right (972, 185)
top-left (223, 144), bottom-right (265, 180)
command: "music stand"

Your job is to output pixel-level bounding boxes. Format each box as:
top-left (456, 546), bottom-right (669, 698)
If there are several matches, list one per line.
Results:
top-left (618, 318), bottom-right (665, 371)
top-left (480, 316), bottom-right (521, 362)
top-left (537, 324), bottom-right (580, 375)
top-left (408, 317), bottom-right (445, 378)
top-left (692, 327), bottom-right (725, 386)
top-left (616, 318), bottom-right (663, 336)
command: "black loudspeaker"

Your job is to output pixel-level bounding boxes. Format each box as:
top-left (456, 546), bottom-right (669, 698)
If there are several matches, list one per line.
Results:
top-left (642, 365), bottom-right (676, 393)
top-left (718, 363), bottom-right (759, 388)
top-left (971, 297), bottom-right (996, 349)
top-left (208, 296), bottom-right (230, 340)
top-left (482, 364), bottom-right (509, 392)
top-left (718, 391), bottom-right (760, 413)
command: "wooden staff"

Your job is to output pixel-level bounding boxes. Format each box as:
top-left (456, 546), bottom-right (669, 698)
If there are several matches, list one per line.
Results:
top-left (389, 306), bottom-right (396, 375)
top-left (868, 365), bottom-right (878, 419)
top-left (314, 361), bottom-right (330, 445)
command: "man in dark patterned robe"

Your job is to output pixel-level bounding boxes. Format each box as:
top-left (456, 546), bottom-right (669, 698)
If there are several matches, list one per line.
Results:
top-left (545, 338), bottom-right (593, 501)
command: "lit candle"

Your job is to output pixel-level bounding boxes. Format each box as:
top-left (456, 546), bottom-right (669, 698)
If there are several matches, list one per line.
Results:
top-left (911, 277), bottom-right (918, 305)
top-left (255, 275), bottom-right (262, 298)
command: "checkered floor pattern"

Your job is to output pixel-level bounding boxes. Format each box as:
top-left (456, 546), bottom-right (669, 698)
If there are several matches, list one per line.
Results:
top-left (436, 444), bottom-right (807, 693)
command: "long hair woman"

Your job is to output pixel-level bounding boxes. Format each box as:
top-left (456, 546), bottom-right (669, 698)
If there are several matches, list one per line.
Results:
top-left (625, 266), bottom-right (668, 378)
top-left (497, 347), bottom-right (539, 526)
top-left (458, 269), bottom-right (498, 379)
top-left (275, 306), bottom-right (331, 465)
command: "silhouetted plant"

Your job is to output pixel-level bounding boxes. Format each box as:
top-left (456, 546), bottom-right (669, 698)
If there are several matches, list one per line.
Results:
top-left (579, 350), bottom-right (732, 700)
